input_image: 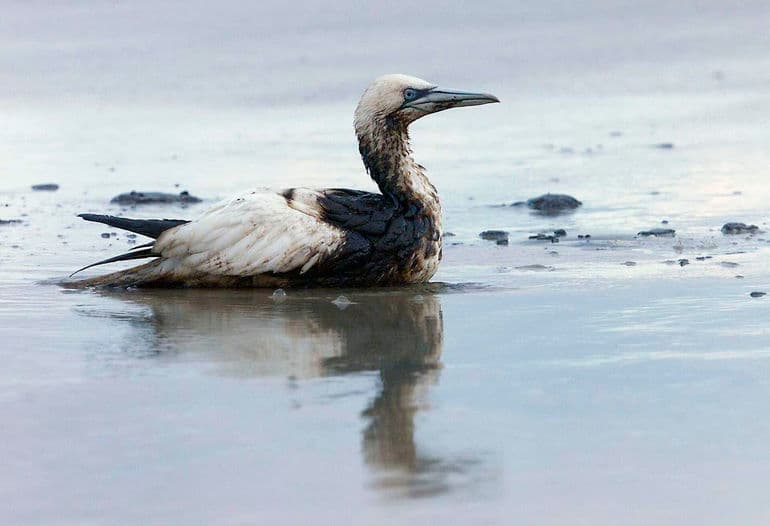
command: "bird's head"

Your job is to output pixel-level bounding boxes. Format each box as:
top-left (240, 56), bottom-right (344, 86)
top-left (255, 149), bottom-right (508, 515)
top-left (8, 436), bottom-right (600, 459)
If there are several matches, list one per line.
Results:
top-left (354, 74), bottom-right (499, 130)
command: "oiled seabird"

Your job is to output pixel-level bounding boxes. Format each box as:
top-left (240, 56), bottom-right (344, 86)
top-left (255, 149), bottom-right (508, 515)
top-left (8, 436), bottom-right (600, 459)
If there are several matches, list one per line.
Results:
top-left (70, 74), bottom-right (499, 288)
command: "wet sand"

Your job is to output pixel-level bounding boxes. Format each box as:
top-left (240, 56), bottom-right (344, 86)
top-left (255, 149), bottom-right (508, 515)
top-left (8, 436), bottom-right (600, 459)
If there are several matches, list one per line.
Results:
top-left (2, 1), bottom-right (770, 524)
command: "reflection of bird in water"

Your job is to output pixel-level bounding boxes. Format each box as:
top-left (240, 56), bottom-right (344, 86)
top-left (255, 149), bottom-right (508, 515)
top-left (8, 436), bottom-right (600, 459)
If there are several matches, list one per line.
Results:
top-left (70, 74), bottom-right (498, 288)
top-left (85, 289), bottom-right (487, 497)
top-left (319, 296), bottom-right (444, 491)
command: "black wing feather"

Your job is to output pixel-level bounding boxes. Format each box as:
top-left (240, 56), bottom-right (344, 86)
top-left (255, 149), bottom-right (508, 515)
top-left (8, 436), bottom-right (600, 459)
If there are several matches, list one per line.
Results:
top-left (78, 214), bottom-right (189, 239)
top-left (317, 190), bottom-right (396, 237)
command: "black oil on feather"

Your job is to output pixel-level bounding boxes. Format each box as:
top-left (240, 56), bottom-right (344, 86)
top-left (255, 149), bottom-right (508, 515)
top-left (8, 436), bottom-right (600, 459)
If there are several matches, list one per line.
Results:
top-left (312, 188), bottom-right (440, 285)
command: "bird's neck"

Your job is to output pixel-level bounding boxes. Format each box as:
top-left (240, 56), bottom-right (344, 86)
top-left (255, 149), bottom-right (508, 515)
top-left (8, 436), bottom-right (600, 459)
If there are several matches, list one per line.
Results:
top-left (356, 116), bottom-right (441, 212)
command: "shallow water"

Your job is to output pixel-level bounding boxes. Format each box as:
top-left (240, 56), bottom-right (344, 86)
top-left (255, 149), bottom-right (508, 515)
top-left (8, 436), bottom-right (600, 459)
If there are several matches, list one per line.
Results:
top-left (2, 1), bottom-right (770, 524)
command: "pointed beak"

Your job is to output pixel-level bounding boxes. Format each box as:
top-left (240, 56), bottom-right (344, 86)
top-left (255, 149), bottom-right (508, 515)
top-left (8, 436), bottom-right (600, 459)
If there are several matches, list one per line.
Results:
top-left (404, 87), bottom-right (500, 113)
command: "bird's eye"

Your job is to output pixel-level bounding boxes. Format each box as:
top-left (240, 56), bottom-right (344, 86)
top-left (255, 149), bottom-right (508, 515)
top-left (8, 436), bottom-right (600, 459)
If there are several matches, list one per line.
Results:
top-left (404, 88), bottom-right (417, 101)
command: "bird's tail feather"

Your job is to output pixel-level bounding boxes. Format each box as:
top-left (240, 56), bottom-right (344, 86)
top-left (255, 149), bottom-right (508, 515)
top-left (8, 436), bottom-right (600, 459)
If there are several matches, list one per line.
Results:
top-left (69, 248), bottom-right (157, 277)
top-left (62, 260), bottom-right (166, 289)
top-left (77, 214), bottom-right (188, 239)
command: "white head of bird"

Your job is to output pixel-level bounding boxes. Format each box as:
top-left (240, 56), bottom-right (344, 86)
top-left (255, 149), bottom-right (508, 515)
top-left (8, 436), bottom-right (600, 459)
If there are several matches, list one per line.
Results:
top-left (353, 74), bottom-right (499, 201)
top-left (354, 74), bottom-right (499, 130)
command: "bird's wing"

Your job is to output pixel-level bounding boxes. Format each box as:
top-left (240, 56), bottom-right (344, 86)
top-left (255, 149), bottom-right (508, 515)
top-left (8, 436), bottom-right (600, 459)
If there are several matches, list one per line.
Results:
top-left (153, 190), bottom-right (347, 276)
top-left (315, 189), bottom-right (396, 236)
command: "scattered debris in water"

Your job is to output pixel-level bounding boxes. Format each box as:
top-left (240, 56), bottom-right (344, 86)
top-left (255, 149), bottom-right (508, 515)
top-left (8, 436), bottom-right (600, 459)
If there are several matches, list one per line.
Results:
top-left (750, 291), bottom-right (766, 298)
top-left (661, 219), bottom-right (669, 224)
top-left (515, 264), bottom-right (555, 272)
top-left (553, 229), bottom-right (567, 237)
top-left (529, 233), bottom-right (559, 243)
top-left (721, 222), bottom-right (758, 235)
top-left (110, 190), bottom-right (203, 205)
top-left (442, 232), bottom-right (456, 238)
top-left (638, 228), bottom-right (676, 237)
top-left (332, 295), bottom-right (352, 309)
top-left (720, 261), bottom-right (740, 268)
top-left (479, 230), bottom-right (509, 245)
top-left (100, 233), bottom-right (111, 239)
top-left (31, 183), bottom-right (59, 191)
top-left (577, 234), bottom-right (591, 239)
top-left (622, 261), bottom-right (637, 266)
top-left (0, 219), bottom-right (23, 225)
top-left (652, 142), bottom-right (675, 149)
top-left (695, 256), bottom-right (713, 261)
top-left (511, 193), bottom-right (582, 214)
top-left (735, 275), bottom-right (744, 279)
top-left (678, 259), bottom-right (690, 267)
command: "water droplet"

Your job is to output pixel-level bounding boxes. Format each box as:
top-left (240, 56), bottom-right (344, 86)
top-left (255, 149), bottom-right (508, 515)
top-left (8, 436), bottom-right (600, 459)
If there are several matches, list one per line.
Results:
top-left (271, 289), bottom-right (286, 301)
top-left (332, 295), bottom-right (351, 309)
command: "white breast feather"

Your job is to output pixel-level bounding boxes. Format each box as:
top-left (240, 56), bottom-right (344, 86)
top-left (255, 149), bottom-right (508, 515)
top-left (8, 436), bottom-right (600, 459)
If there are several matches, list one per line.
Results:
top-left (154, 190), bottom-right (345, 276)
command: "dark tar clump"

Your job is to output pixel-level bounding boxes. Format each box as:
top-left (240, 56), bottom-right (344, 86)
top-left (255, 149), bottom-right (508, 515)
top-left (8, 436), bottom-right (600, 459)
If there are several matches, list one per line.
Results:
top-left (638, 228), bottom-right (676, 237)
top-left (511, 193), bottom-right (582, 215)
top-left (479, 230), bottom-right (509, 245)
top-left (721, 222), bottom-right (758, 235)
top-left (110, 190), bottom-right (203, 205)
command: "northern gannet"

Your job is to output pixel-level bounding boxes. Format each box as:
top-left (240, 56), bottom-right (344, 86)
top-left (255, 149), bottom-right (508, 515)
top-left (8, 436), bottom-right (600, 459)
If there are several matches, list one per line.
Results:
top-left (72, 74), bottom-right (498, 288)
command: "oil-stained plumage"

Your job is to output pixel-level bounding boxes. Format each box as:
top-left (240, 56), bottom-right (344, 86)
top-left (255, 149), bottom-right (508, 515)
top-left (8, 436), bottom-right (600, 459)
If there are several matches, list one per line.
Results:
top-left (70, 74), bottom-right (498, 288)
